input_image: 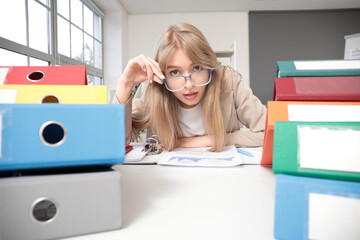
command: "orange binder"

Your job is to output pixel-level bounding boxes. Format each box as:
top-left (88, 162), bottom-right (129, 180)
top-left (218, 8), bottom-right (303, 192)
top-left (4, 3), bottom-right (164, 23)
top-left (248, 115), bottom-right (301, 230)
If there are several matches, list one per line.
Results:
top-left (261, 101), bottom-right (360, 165)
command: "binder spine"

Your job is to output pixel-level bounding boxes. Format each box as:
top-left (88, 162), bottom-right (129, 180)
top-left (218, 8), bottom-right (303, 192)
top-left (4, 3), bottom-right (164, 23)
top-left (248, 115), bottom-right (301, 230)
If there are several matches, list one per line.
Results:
top-left (273, 121), bottom-right (360, 181)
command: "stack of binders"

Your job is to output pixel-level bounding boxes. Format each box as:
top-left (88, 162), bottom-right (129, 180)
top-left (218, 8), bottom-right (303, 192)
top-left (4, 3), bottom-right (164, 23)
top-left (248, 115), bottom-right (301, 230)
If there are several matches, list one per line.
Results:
top-left (0, 66), bottom-right (125, 240)
top-left (260, 60), bottom-right (360, 240)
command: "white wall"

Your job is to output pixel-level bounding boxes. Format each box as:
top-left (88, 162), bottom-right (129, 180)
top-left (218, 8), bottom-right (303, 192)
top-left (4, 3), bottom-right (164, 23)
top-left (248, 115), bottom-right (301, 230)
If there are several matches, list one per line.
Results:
top-left (102, 3), bottom-right (128, 101)
top-left (102, 11), bottom-right (250, 99)
top-left (128, 12), bottom-right (250, 86)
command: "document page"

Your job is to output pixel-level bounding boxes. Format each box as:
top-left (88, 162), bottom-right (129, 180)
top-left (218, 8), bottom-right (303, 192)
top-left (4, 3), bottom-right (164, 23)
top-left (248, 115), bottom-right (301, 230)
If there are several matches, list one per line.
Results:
top-left (124, 142), bottom-right (159, 164)
top-left (157, 145), bottom-right (243, 167)
top-left (238, 147), bottom-right (262, 165)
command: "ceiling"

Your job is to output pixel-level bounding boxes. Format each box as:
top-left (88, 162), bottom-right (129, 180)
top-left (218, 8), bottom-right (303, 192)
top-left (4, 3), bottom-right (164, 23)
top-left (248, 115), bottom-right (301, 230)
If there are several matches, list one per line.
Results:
top-left (94, 0), bottom-right (360, 14)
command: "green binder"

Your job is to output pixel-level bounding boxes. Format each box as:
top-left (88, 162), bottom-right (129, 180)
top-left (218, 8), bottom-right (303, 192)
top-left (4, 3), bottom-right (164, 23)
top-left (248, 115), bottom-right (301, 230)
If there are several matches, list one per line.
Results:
top-left (276, 60), bottom-right (360, 77)
top-left (273, 121), bottom-right (360, 182)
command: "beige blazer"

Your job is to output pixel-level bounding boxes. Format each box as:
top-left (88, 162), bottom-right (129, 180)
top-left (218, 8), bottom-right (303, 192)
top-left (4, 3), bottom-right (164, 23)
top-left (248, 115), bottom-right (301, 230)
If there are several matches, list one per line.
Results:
top-left (113, 67), bottom-right (267, 147)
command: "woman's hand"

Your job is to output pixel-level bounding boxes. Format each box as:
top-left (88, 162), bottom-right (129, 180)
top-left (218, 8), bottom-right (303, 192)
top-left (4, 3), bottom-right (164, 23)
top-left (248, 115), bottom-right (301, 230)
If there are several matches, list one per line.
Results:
top-left (115, 55), bottom-right (165, 103)
top-left (177, 135), bottom-right (213, 148)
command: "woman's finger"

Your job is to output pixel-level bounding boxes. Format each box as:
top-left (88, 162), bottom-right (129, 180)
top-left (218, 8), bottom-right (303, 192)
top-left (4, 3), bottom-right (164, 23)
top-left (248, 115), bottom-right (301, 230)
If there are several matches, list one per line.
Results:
top-left (130, 57), bottom-right (152, 83)
top-left (152, 75), bottom-right (163, 85)
top-left (146, 57), bottom-right (165, 80)
top-left (139, 55), bottom-right (165, 82)
top-left (138, 55), bottom-right (155, 82)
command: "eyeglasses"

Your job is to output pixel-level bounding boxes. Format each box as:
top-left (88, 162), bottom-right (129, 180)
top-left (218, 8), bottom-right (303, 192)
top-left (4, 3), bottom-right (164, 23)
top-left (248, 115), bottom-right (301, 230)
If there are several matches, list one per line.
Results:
top-left (162, 68), bottom-right (215, 92)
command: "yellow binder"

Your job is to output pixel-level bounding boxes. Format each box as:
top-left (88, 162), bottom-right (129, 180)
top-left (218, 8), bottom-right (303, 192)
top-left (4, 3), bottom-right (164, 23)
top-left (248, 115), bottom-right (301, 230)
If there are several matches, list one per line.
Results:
top-left (0, 85), bottom-right (108, 103)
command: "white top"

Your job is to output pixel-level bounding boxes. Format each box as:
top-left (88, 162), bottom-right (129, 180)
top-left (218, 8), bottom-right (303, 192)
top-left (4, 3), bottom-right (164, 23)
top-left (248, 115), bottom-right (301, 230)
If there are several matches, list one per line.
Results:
top-left (177, 103), bottom-right (206, 137)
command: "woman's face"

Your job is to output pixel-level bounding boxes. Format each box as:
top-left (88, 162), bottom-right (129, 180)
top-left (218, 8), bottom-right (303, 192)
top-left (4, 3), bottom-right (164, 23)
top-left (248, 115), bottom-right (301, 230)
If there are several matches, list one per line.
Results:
top-left (165, 48), bottom-right (207, 109)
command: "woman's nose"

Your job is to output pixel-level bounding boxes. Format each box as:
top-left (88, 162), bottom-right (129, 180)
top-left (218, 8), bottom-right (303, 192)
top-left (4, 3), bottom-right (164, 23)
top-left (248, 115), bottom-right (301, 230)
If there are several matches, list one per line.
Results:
top-left (184, 76), bottom-right (193, 89)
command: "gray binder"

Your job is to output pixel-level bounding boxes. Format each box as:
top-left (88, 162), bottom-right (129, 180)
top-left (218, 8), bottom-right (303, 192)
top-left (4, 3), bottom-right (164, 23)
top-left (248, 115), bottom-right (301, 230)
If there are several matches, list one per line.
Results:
top-left (0, 170), bottom-right (122, 240)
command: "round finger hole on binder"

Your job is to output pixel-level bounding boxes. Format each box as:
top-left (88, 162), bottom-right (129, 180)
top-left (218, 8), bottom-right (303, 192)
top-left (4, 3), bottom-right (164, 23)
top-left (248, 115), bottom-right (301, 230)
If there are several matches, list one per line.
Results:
top-left (40, 121), bottom-right (67, 146)
top-left (27, 71), bottom-right (45, 82)
top-left (41, 95), bottom-right (60, 103)
top-left (31, 198), bottom-right (58, 223)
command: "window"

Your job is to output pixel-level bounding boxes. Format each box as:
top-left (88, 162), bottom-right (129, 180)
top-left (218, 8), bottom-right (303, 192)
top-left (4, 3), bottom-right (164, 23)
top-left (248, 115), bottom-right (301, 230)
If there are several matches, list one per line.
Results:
top-left (0, 0), bottom-right (104, 85)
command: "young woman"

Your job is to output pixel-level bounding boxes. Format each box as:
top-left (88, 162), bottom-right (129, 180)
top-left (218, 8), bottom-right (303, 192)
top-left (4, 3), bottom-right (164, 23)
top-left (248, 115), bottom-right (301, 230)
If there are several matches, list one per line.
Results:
top-left (113, 23), bottom-right (267, 152)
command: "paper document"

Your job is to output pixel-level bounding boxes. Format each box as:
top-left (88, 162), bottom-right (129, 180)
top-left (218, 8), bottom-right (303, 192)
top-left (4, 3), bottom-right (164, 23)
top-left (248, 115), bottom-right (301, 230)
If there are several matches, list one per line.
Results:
top-left (157, 145), bottom-right (242, 167)
top-left (238, 147), bottom-right (262, 164)
top-left (124, 144), bottom-right (263, 167)
top-left (124, 142), bottom-right (160, 164)
top-left (125, 144), bottom-right (147, 162)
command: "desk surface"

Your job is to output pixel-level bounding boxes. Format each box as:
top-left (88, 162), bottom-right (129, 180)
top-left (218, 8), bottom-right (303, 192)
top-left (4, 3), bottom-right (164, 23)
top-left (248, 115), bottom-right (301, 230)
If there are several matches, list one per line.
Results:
top-left (64, 164), bottom-right (276, 240)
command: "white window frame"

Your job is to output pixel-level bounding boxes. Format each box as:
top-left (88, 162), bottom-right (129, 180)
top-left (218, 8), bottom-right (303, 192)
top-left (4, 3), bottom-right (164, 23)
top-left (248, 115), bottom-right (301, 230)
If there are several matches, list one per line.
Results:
top-left (0, 0), bottom-right (104, 85)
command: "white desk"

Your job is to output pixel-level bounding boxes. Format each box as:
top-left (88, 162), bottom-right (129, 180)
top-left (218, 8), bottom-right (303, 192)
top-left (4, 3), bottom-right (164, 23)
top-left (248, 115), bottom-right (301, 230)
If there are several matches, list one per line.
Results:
top-left (64, 164), bottom-right (276, 240)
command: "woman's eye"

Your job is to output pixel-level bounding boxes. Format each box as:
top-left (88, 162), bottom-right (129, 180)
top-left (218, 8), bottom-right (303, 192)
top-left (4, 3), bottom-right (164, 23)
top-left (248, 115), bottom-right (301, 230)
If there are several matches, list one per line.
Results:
top-left (194, 66), bottom-right (202, 72)
top-left (170, 70), bottom-right (179, 76)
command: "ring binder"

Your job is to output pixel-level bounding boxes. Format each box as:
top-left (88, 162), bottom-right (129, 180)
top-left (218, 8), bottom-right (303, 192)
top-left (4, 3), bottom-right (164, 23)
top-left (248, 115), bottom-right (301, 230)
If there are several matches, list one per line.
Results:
top-left (27, 70), bottom-right (46, 82)
top-left (0, 85), bottom-right (108, 104)
top-left (31, 197), bottom-right (59, 223)
top-left (142, 136), bottom-right (163, 155)
top-left (0, 65), bottom-right (87, 85)
top-left (39, 121), bottom-right (67, 147)
top-left (0, 104), bottom-right (125, 171)
top-left (40, 95), bottom-right (61, 103)
top-left (0, 170), bottom-right (122, 239)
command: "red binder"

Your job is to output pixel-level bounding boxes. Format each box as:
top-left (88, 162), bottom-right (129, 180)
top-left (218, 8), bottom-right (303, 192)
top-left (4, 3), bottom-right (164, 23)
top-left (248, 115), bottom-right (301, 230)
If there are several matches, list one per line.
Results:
top-left (273, 76), bottom-right (360, 101)
top-left (0, 65), bottom-right (87, 85)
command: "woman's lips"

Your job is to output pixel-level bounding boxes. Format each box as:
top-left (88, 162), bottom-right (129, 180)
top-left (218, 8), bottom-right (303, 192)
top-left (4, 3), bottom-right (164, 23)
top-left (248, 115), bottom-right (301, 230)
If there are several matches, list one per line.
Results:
top-left (183, 92), bottom-right (198, 100)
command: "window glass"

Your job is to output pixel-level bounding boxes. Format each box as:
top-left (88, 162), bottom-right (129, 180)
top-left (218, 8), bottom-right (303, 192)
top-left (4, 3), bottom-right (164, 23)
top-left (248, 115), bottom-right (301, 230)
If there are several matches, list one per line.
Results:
top-left (94, 14), bottom-right (101, 41)
top-left (38, 0), bottom-right (49, 6)
top-left (71, 25), bottom-right (83, 61)
top-left (86, 75), bottom-right (102, 85)
top-left (0, 48), bottom-right (27, 66)
top-left (57, 16), bottom-right (71, 57)
top-left (93, 76), bottom-right (102, 85)
top-left (84, 5), bottom-right (93, 36)
top-left (87, 74), bottom-right (94, 85)
top-left (57, 0), bottom-right (69, 19)
top-left (71, 0), bottom-right (82, 28)
top-left (0, 0), bottom-right (27, 46)
top-left (0, 0), bottom-right (103, 81)
top-left (94, 40), bottom-right (102, 68)
top-left (28, 0), bottom-right (50, 53)
top-left (30, 57), bottom-right (49, 66)
top-left (84, 33), bottom-right (94, 66)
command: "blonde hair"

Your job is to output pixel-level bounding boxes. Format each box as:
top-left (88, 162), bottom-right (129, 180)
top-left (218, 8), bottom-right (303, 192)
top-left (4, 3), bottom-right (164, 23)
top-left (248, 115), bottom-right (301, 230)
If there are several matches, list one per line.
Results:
top-left (133, 23), bottom-right (227, 151)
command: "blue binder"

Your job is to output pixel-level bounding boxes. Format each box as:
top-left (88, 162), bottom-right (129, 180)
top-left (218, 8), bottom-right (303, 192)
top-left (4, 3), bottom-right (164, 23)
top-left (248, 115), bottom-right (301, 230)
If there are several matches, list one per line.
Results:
top-left (0, 104), bottom-right (125, 171)
top-left (276, 59), bottom-right (360, 77)
top-left (274, 174), bottom-right (360, 240)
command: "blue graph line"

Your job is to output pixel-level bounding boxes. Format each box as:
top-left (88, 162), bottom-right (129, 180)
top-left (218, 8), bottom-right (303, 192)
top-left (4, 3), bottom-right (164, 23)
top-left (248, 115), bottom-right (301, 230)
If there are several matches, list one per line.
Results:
top-left (169, 156), bottom-right (234, 162)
